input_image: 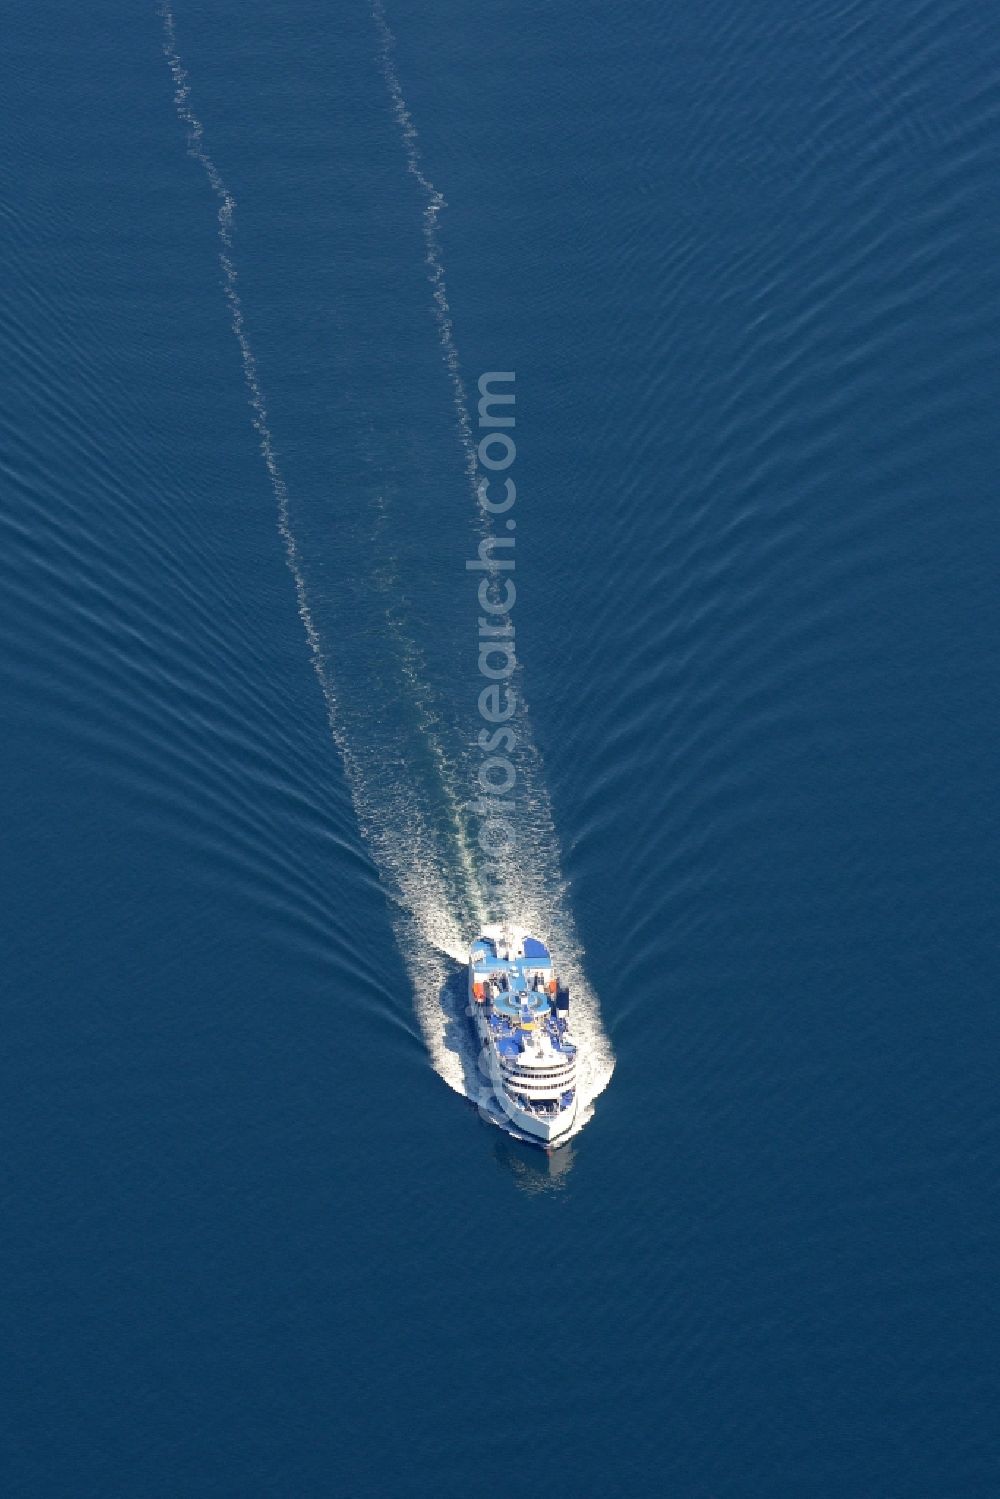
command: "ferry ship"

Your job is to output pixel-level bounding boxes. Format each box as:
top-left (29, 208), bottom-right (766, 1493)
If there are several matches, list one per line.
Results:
top-left (469, 927), bottom-right (577, 1146)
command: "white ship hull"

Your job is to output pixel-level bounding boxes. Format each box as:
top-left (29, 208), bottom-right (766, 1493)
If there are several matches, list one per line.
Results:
top-left (473, 1002), bottom-right (577, 1145)
top-left (468, 927), bottom-right (578, 1149)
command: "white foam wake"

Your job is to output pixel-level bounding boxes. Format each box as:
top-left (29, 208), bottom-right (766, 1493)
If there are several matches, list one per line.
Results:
top-left (160, 4), bottom-right (479, 1076)
top-left (160, 6), bottom-right (337, 750)
top-left (160, 4), bottom-right (613, 1128)
top-left (371, 0), bottom-right (477, 494)
top-left (372, 3), bottom-right (615, 1118)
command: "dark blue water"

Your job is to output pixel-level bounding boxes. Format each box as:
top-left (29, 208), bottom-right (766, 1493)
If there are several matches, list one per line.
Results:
top-left (3, 3), bottom-right (998, 1494)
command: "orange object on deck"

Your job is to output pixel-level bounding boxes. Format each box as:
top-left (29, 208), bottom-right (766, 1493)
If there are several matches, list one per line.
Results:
top-left (547, 979), bottom-right (557, 995)
top-left (473, 983), bottom-right (485, 1002)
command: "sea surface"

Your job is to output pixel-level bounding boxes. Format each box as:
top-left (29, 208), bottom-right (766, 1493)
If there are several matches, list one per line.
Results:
top-left (3, 3), bottom-right (998, 1495)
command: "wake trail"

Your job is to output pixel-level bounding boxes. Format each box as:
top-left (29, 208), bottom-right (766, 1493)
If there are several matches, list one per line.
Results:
top-left (372, 3), bottom-right (615, 1122)
top-left (160, 5), bottom-right (479, 1066)
top-left (160, 6), bottom-right (336, 749)
top-left (161, 4), bottom-right (613, 1130)
top-left (371, 0), bottom-right (478, 494)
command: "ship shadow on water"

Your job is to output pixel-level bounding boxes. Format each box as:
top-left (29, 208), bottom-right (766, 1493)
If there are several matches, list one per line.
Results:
top-left (493, 1134), bottom-right (576, 1193)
